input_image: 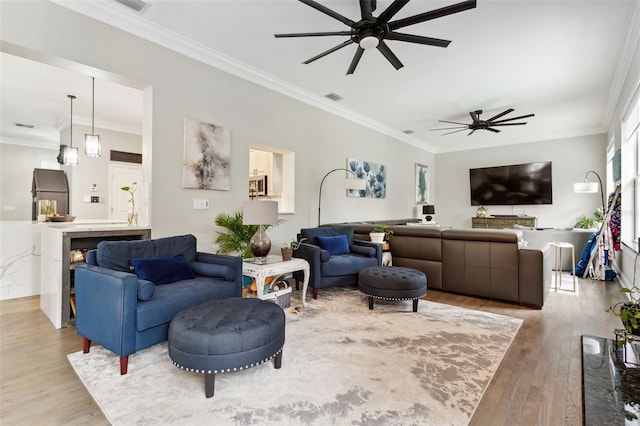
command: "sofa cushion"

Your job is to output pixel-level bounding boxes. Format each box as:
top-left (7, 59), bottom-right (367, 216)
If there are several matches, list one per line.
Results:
top-left (137, 279), bottom-right (156, 301)
top-left (320, 254), bottom-right (378, 277)
top-left (349, 244), bottom-right (375, 257)
top-left (190, 261), bottom-right (235, 281)
top-left (300, 226), bottom-right (355, 246)
top-left (130, 254), bottom-right (195, 285)
top-left (317, 235), bottom-right (350, 255)
top-left (97, 234), bottom-right (197, 272)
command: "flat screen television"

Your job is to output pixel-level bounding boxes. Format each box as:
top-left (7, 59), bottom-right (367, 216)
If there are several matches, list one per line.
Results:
top-left (470, 161), bottom-right (552, 206)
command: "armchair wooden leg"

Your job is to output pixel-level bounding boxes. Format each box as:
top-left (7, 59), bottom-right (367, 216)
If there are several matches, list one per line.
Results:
top-left (313, 288), bottom-right (318, 299)
top-left (120, 356), bottom-right (129, 375)
top-left (82, 337), bottom-right (91, 353)
top-left (295, 279), bottom-right (300, 291)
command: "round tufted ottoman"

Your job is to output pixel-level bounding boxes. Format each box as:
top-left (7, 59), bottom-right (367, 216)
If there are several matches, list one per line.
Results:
top-left (358, 266), bottom-right (427, 312)
top-left (168, 297), bottom-right (285, 398)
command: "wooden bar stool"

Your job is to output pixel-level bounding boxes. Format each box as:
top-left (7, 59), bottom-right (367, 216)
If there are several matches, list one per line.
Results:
top-left (551, 242), bottom-right (576, 292)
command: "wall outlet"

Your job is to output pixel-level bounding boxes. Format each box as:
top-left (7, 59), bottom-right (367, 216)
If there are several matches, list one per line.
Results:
top-left (193, 199), bottom-right (209, 210)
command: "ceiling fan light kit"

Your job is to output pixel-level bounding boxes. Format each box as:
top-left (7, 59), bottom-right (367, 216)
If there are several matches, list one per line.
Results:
top-left (432, 108), bottom-right (535, 136)
top-left (275, 0), bottom-right (477, 75)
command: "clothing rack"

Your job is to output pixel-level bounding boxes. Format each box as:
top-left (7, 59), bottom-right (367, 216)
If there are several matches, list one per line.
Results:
top-left (582, 184), bottom-right (621, 280)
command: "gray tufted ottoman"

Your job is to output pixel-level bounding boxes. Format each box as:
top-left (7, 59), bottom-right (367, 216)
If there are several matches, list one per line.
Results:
top-left (168, 297), bottom-right (285, 398)
top-left (358, 266), bottom-right (427, 312)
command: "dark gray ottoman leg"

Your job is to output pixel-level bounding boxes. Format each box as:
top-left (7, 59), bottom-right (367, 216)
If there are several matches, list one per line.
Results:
top-left (168, 297), bottom-right (285, 398)
top-left (358, 266), bottom-right (427, 312)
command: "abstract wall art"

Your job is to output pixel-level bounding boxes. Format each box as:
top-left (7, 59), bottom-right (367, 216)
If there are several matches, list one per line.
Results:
top-left (415, 163), bottom-right (429, 204)
top-left (182, 118), bottom-right (231, 190)
top-left (347, 158), bottom-right (386, 199)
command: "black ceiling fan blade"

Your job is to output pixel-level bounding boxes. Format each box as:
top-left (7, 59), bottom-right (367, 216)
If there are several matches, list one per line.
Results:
top-left (377, 0), bottom-right (410, 23)
top-left (441, 128), bottom-right (470, 136)
top-left (298, 0), bottom-right (356, 27)
top-left (468, 129), bottom-right (475, 136)
top-left (360, 0), bottom-right (374, 19)
top-left (490, 113), bottom-right (535, 124)
top-left (347, 47), bottom-right (365, 75)
top-left (377, 40), bottom-right (403, 70)
top-left (469, 111), bottom-right (480, 123)
top-left (486, 127), bottom-right (501, 133)
top-left (438, 120), bottom-right (469, 125)
top-left (275, 31), bottom-right (352, 38)
top-left (489, 122), bottom-right (528, 126)
top-left (486, 108), bottom-right (514, 122)
top-left (302, 39), bottom-right (355, 64)
top-left (430, 126), bottom-right (469, 131)
top-left (388, 0), bottom-right (477, 31)
top-left (385, 32), bottom-right (451, 48)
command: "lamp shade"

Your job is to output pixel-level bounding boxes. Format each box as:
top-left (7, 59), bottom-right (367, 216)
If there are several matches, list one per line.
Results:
top-left (242, 200), bottom-right (278, 225)
top-left (85, 134), bottom-right (102, 157)
top-left (423, 205), bottom-right (435, 215)
top-left (573, 182), bottom-right (599, 193)
top-left (346, 178), bottom-right (367, 190)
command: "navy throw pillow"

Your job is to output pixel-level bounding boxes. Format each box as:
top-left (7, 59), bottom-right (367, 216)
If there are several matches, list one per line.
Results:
top-left (317, 235), bottom-right (350, 255)
top-left (129, 254), bottom-right (195, 285)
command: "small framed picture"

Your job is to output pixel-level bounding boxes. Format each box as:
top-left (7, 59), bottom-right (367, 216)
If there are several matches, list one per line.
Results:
top-left (415, 163), bottom-right (429, 204)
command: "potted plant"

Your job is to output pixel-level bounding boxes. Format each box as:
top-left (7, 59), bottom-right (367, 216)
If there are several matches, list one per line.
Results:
top-left (370, 225), bottom-right (394, 244)
top-left (606, 284), bottom-right (640, 344)
top-left (476, 205), bottom-right (488, 218)
top-left (574, 214), bottom-right (598, 230)
top-left (281, 238), bottom-right (306, 261)
top-left (214, 211), bottom-right (260, 259)
top-left (120, 182), bottom-right (137, 225)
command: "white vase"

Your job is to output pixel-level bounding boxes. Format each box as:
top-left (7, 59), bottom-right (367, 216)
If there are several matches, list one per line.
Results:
top-left (369, 232), bottom-right (385, 244)
top-left (127, 212), bottom-right (138, 226)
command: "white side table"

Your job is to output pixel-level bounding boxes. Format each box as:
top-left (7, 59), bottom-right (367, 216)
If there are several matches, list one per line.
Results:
top-left (550, 242), bottom-right (576, 292)
top-left (242, 255), bottom-right (311, 307)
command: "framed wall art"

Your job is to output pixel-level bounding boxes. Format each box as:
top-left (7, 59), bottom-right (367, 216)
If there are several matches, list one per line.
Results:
top-left (182, 118), bottom-right (231, 190)
top-left (415, 163), bottom-right (429, 204)
top-left (347, 158), bottom-right (386, 199)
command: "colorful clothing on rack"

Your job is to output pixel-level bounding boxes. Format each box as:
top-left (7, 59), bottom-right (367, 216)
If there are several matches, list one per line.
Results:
top-left (607, 190), bottom-right (621, 251)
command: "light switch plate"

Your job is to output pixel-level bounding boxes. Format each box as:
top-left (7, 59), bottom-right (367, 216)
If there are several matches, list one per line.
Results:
top-left (193, 199), bottom-right (209, 209)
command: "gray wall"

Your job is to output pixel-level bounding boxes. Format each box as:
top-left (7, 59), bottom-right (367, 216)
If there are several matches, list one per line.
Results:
top-left (434, 133), bottom-right (607, 229)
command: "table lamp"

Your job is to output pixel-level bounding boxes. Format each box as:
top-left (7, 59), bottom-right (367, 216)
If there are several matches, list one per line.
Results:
top-left (242, 200), bottom-right (279, 262)
top-left (423, 205), bottom-right (435, 222)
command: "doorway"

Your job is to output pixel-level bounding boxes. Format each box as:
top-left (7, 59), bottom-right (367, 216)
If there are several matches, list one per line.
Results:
top-left (109, 163), bottom-right (142, 222)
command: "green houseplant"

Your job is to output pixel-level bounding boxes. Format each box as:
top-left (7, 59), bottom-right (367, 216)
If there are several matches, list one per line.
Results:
top-left (214, 211), bottom-right (260, 259)
top-left (120, 182), bottom-right (137, 225)
top-left (370, 225), bottom-right (394, 243)
top-left (606, 284), bottom-right (640, 344)
top-left (281, 238), bottom-right (306, 261)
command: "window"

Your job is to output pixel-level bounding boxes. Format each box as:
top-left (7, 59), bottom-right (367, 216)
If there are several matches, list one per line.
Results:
top-left (621, 89), bottom-right (640, 247)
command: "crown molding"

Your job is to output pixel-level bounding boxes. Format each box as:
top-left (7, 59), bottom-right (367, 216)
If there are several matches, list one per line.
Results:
top-left (52, 0), bottom-right (435, 153)
top-left (603, 0), bottom-right (640, 128)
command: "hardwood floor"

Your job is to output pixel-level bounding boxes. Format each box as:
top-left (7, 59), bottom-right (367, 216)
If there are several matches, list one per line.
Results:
top-left (0, 274), bottom-right (625, 425)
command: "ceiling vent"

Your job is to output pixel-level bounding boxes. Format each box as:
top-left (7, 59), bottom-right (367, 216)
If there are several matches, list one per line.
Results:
top-left (325, 93), bottom-right (343, 102)
top-left (15, 123), bottom-right (35, 129)
top-left (402, 130), bottom-right (414, 134)
top-left (114, 0), bottom-right (148, 13)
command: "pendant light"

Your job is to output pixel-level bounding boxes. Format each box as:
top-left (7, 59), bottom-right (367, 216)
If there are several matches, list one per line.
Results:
top-left (84, 77), bottom-right (102, 157)
top-left (58, 95), bottom-right (78, 166)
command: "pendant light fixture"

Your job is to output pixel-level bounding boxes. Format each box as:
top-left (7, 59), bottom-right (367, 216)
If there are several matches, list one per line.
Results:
top-left (84, 77), bottom-right (102, 157)
top-left (58, 95), bottom-right (78, 166)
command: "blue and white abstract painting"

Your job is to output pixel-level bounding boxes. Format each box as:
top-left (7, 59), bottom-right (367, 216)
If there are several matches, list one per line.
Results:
top-left (347, 158), bottom-right (386, 199)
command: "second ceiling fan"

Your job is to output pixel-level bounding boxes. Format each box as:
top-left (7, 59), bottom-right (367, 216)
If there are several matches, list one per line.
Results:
top-left (432, 109), bottom-right (535, 136)
top-left (275, 0), bottom-right (477, 75)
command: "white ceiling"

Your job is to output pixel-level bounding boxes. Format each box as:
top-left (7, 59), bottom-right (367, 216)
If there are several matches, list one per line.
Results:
top-left (2, 0), bottom-right (638, 153)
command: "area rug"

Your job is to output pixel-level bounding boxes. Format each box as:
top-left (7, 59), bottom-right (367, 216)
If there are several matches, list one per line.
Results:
top-left (68, 287), bottom-right (522, 426)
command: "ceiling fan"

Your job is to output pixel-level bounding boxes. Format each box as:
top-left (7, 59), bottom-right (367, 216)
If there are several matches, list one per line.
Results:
top-left (274, 0), bottom-right (477, 75)
top-left (432, 109), bottom-right (535, 136)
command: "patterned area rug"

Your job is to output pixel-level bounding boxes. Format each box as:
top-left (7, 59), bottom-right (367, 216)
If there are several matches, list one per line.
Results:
top-left (68, 287), bottom-right (522, 425)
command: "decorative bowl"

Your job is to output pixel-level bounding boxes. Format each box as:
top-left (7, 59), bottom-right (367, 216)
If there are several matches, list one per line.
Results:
top-left (48, 215), bottom-right (76, 222)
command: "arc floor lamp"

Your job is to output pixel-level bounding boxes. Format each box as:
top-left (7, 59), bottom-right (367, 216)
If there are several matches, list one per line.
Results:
top-left (318, 168), bottom-right (366, 226)
top-left (573, 170), bottom-right (605, 213)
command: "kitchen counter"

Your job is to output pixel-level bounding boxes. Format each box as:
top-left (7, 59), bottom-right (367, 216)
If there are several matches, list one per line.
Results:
top-left (40, 223), bottom-right (151, 328)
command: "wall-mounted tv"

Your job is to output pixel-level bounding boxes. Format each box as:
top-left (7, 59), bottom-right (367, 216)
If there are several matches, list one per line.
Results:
top-left (470, 161), bottom-right (552, 206)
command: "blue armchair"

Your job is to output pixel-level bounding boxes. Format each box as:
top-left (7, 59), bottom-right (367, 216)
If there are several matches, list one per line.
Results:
top-left (292, 226), bottom-right (381, 299)
top-left (74, 234), bottom-right (242, 375)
